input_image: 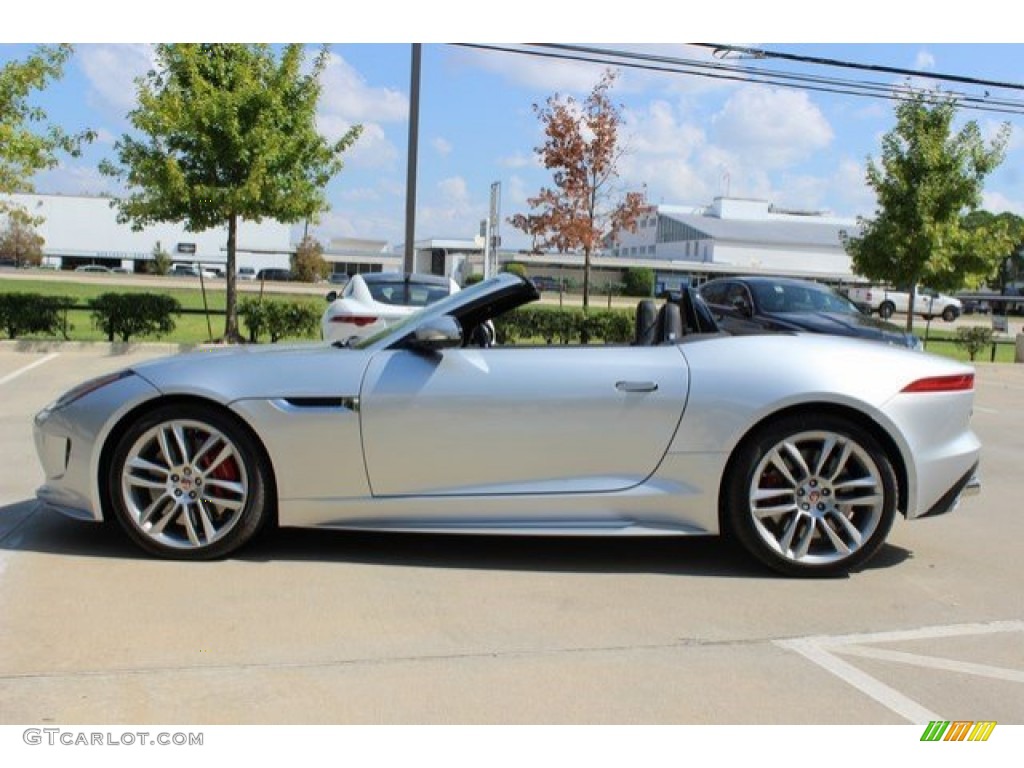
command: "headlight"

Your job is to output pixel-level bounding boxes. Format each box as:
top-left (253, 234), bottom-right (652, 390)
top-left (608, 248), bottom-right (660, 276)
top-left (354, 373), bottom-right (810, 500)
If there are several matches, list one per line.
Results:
top-left (49, 370), bottom-right (135, 411)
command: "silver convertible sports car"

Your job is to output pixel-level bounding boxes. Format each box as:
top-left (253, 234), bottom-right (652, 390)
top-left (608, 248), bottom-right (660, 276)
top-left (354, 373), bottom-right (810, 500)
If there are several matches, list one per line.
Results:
top-left (33, 274), bottom-right (981, 577)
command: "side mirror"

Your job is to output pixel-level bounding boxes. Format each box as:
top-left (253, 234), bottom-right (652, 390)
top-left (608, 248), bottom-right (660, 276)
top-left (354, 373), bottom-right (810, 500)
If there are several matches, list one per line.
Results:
top-left (325, 290), bottom-right (337, 303)
top-left (409, 315), bottom-right (463, 351)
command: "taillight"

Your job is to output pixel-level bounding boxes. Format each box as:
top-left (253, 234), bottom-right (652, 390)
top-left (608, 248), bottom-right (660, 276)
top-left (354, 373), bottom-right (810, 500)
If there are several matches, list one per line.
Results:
top-left (331, 315), bottom-right (378, 327)
top-left (901, 374), bottom-right (974, 393)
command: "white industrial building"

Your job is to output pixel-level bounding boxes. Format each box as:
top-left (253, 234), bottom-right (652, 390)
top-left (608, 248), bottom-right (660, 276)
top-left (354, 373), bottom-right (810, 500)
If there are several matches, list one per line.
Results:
top-left (3, 193), bottom-right (294, 273)
top-left (4, 193), bottom-right (862, 288)
top-left (510, 197), bottom-right (862, 291)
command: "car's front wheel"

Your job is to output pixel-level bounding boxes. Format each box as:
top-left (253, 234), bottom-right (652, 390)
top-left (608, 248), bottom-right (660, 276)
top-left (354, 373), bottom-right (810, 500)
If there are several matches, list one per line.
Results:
top-left (942, 305), bottom-right (958, 322)
top-left (107, 403), bottom-right (272, 559)
top-left (878, 301), bottom-right (895, 319)
top-left (724, 414), bottom-right (897, 577)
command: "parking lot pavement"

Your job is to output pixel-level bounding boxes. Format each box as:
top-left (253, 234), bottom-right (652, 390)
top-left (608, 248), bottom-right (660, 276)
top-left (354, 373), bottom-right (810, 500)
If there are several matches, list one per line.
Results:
top-left (0, 344), bottom-right (1022, 725)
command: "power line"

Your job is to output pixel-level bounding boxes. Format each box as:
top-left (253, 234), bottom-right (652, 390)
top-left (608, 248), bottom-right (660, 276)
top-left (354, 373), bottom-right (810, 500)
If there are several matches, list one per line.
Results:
top-left (454, 43), bottom-right (1024, 117)
top-left (696, 43), bottom-right (1024, 94)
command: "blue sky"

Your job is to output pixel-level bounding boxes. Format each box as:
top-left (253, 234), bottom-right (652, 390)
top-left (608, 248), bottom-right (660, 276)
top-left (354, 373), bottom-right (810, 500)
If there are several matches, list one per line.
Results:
top-left (4, 19), bottom-right (1024, 252)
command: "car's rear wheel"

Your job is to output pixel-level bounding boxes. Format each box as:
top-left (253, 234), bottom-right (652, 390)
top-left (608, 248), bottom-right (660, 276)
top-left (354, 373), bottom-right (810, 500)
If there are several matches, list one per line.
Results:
top-left (942, 305), bottom-right (958, 322)
top-left (724, 414), bottom-right (897, 577)
top-left (878, 301), bottom-right (895, 319)
top-left (107, 403), bottom-right (272, 559)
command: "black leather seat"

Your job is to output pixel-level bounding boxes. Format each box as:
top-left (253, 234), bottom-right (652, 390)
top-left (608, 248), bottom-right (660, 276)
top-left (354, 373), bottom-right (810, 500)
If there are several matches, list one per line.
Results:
top-left (634, 300), bottom-right (658, 345)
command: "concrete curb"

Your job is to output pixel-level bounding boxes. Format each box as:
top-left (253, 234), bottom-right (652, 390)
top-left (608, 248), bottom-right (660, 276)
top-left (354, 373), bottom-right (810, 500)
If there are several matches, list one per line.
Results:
top-left (0, 339), bottom-right (214, 355)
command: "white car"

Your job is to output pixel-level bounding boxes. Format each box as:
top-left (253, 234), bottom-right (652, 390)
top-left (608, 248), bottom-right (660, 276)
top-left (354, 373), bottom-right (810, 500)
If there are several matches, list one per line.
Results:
top-left (322, 272), bottom-right (460, 343)
top-left (169, 263), bottom-right (218, 278)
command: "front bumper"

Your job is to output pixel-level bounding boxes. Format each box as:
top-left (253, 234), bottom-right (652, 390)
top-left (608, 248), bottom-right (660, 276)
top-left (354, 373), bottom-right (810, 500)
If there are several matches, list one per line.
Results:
top-left (33, 372), bottom-right (162, 522)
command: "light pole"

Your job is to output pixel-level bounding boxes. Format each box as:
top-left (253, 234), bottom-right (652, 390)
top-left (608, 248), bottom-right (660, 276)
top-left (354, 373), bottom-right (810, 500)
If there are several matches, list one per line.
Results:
top-left (403, 44), bottom-right (421, 274)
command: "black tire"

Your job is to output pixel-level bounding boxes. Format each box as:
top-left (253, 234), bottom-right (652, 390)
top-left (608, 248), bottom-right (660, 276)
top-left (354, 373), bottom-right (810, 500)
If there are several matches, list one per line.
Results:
top-left (941, 305), bottom-right (958, 322)
top-left (107, 403), bottom-right (272, 560)
top-left (878, 301), bottom-right (895, 320)
top-left (723, 413), bottom-right (897, 577)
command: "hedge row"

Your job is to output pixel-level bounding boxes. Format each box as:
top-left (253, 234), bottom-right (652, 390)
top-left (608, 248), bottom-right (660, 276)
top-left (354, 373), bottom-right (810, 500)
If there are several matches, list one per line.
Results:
top-left (494, 306), bottom-right (635, 345)
top-left (238, 297), bottom-right (321, 343)
top-left (0, 291), bottom-right (326, 344)
top-left (88, 293), bottom-right (182, 342)
top-left (0, 293), bottom-right (77, 339)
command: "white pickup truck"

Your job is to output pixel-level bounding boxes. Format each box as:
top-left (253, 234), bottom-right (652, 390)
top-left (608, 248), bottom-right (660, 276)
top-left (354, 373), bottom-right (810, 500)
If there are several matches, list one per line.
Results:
top-left (847, 285), bottom-right (962, 322)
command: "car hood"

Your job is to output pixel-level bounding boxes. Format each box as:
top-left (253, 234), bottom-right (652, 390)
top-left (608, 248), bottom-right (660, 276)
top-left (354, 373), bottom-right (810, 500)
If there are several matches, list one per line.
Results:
top-left (767, 311), bottom-right (918, 347)
top-left (129, 343), bottom-right (372, 403)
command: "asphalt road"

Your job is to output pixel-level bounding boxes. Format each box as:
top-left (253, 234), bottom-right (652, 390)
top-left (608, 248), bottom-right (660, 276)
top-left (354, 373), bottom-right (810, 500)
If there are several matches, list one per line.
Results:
top-left (0, 341), bottom-right (1022, 725)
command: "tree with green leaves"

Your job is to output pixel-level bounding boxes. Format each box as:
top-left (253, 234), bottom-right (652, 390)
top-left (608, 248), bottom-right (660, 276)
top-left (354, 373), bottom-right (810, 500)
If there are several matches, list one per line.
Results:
top-left (1, 45), bottom-right (93, 216)
top-left (510, 70), bottom-right (645, 311)
top-left (290, 235), bottom-right (328, 283)
top-left (962, 210), bottom-right (1024, 291)
top-left (0, 207), bottom-right (45, 266)
top-left (150, 240), bottom-right (172, 275)
top-left (844, 90), bottom-right (1011, 330)
top-left (101, 44), bottom-right (362, 341)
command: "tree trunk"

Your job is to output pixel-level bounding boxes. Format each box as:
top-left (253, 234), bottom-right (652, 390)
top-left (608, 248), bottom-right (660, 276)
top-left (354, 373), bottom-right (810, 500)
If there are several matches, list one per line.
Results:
top-left (582, 246), bottom-right (591, 313)
top-left (224, 214), bottom-right (242, 342)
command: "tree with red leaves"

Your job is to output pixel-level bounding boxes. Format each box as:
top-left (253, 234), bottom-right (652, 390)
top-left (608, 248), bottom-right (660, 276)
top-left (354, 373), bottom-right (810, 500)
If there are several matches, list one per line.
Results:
top-left (511, 70), bottom-right (645, 311)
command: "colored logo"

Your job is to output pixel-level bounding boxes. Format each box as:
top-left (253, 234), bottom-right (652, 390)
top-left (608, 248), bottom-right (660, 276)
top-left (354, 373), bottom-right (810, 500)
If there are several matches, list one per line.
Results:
top-left (921, 721), bottom-right (997, 742)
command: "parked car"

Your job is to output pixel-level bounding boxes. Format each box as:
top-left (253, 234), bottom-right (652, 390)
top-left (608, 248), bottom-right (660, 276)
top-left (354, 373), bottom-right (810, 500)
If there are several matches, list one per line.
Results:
top-left (74, 264), bottom-right (112, 273)
top-left (33, 273), bottom-right (981, 577)
top-left (699, 276), bottom-right (922, 349)
top-left (530, 275), bottom-right (564, 292)
top-left (169, 263), bottom-right (217, 278)
top-left (846, 285), bottom-right (962, 322)
top-left (256, 268), bottom-right (293, 282)
top-left (321, 272), bottom-right (460, 343)
top-left (237, 267), bottom-right (257, 281)
top-left (327, 272), bottom-right (350, 286)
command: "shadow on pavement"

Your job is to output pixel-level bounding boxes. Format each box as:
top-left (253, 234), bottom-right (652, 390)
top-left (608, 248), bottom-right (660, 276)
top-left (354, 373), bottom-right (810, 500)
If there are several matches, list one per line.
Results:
top-left (0, 499), bottom-right (912, 579)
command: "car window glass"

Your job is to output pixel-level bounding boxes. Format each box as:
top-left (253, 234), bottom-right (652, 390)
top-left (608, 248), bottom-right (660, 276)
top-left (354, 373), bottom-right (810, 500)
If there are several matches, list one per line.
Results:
top-left (725, 283), bottom-right (752, 310)
top-left (701, 283), bottom-right (727, 305)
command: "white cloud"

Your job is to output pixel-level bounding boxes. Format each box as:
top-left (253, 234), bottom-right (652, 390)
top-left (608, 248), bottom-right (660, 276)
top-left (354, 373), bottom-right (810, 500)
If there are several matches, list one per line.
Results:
top-left (449, 44), bottom-right (738, 99)
top-left (914, 50), bottom-right (937, 70)
top-left (339, 187), bottom-right (382, 202)
top-left (319, 121), bottom-right (398, 170)
top-left (451, 46), bottom-right (611, 94)
top-left (983, 189), bottom-right (1024, 215)
top-left (432, 137), bottom-right (453, 156)
top-left (711, 86), bottom-right (834, 169)
top-left (417, 176), bottom-right (486, 237)
top-left (318, 52), bottom-right (408, 123)
top-left (498, 153), bottom-right (537, 169)
top-left (77, 44), bottom-right (154, 116)
top-left (34, 162), bottom-right (116, 197)
top-left (830, 157), bottom-right (875, 216)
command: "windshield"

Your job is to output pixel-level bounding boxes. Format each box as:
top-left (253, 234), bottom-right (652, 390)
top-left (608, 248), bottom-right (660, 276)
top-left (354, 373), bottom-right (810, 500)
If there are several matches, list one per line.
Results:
top-left (752, 282), bottom-right (861, 315)
top-left (351, 275), bottom-right (520, 349)
top-left (365, 278), bottom-right (451, 307)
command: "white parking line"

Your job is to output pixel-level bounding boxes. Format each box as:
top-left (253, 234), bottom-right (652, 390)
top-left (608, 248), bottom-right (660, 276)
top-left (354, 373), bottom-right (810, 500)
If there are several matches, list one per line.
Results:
top-left (776, 620), bottom-right (1024, 723)
top-left (0, 353), bottom-right (59, 386)
top-left (778, 637), bottom-right (941, 723)
top-left (837, 644), bottom-right (1024, 683)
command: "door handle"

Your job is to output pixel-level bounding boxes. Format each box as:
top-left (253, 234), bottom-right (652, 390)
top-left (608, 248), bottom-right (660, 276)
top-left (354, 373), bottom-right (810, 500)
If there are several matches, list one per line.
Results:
top-left (616, 380), bottom-right (658, 393)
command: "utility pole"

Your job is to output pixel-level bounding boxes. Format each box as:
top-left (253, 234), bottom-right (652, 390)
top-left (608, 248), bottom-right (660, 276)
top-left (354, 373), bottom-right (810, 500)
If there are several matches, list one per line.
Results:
top-left (488, 181), bottom-right (501, 278)
top-left (403, 44), bottom-right (421, 274)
